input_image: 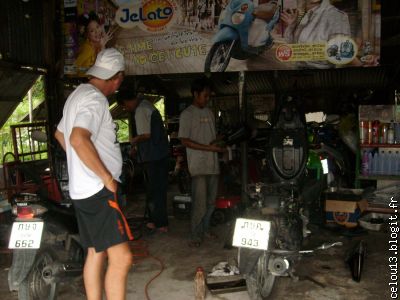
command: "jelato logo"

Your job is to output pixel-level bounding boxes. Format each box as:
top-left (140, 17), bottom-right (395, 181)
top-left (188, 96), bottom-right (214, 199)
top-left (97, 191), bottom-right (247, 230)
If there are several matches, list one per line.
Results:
top-left (116, 0), bottom-right (179, 32)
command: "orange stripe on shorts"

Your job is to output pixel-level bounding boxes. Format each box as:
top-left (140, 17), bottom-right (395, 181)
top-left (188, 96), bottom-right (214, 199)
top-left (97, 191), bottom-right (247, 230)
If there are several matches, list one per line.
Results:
top-left (108, 199), bottom-right (134, 241)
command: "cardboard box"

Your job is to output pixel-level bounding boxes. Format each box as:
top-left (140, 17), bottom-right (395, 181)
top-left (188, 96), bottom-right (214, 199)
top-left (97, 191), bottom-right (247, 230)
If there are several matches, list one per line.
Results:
top-left (325, 189), bottom-right (368, 228)
top-left (359, 105), bottom-right (397, 122)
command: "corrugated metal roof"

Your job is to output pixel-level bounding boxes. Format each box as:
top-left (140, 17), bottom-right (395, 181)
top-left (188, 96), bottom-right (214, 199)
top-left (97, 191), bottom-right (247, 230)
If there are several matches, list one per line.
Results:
top-left (128, 66), bottom-right (393, 100)
top-left (0, 66), bottom-right (38, 128)
top-left (0, 0), bottom-right (45, 67)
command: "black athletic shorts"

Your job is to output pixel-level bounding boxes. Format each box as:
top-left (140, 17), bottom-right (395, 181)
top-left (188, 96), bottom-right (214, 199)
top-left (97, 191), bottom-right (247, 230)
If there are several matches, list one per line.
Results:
top-left (72, 187), bottom-right (133, 252)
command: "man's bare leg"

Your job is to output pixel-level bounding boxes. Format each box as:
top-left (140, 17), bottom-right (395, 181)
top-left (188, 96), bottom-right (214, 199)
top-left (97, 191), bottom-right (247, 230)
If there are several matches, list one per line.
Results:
top-left (105, 242), bottom-right (133, 300)
top-left (84, 247), bottom-right (107, 300)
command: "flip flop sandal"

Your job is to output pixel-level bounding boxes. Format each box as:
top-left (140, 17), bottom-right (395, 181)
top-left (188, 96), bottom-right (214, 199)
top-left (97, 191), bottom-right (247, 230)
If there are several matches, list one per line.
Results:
top-left (157, 227), bottom-right (169, 234)
top-left (204, 232), bottom-right (218, 240)
top-left (188, 240), bottom-right (201, 248)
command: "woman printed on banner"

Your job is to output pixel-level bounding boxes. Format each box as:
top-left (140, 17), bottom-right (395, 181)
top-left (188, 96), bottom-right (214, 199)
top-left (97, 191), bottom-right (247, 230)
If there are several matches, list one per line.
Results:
top-left (74, 12), bottom-right (117, 75)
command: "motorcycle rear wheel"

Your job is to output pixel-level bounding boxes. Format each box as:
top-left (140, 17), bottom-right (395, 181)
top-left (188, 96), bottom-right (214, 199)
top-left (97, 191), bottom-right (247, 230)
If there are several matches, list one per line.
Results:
top-left (18, 248), bottom-right (59, 300)
top-left (204, 41), bottom-right (233, 72)
top-left (246, 252), bottom-right (276, 300)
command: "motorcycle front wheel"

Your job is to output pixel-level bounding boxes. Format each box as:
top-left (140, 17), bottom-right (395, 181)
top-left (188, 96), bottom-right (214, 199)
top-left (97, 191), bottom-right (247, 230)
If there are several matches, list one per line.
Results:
top-left (246, 252), bottom-right (276, 300)
top-left (18, 248), bottom-right (59, 300)
top-left (204, 41), bottom-right (233, 72)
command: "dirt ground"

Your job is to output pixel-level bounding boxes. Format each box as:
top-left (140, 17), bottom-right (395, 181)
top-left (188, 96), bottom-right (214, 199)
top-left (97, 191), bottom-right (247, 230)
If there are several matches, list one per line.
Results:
top-left (0, 188), bottom-right (393, 300)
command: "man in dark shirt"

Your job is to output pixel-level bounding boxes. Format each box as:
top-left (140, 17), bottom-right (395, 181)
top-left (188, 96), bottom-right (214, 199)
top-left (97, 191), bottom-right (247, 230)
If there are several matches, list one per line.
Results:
top-left (117, 89), bottom-right (169, 233)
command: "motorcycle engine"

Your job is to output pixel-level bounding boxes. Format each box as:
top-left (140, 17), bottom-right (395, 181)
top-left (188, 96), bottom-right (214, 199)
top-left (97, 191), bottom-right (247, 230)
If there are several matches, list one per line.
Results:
top-left (258, 184), bottom-right (303, 251)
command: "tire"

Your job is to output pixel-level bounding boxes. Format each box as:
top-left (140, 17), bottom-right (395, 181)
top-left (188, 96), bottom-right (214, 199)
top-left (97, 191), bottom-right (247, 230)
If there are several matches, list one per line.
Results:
top-left (204, 41), bottom-right (233, 72)
top-left (246, 252), bottom-right (276, 300)
top-left (177, 169), bottom-right (191, 194)
top-left (18, 248), bottom-right (59, 300)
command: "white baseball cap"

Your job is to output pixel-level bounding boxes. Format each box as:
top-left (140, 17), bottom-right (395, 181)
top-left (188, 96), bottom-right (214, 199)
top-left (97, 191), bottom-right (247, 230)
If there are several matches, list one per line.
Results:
top-left (86, 48), bottom-right (125, 80)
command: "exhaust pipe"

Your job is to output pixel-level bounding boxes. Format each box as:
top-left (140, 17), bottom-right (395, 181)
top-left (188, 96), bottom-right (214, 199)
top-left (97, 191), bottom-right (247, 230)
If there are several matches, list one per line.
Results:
top-left (269, 257), bottom-right (290, 276)
top-left (42, 262), bottom-right (83, 284)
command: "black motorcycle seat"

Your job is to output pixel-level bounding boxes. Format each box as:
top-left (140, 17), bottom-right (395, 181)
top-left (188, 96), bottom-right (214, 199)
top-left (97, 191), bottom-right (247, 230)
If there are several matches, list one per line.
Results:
top-left (267, 98), bottom-right (308, 181)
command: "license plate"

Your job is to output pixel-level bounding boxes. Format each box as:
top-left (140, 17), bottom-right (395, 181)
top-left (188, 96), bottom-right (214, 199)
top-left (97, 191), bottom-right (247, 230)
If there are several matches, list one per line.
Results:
top-left (232, 218), bottom-right (271, 250)
top-left (8, 221), bottom-right (44, 249)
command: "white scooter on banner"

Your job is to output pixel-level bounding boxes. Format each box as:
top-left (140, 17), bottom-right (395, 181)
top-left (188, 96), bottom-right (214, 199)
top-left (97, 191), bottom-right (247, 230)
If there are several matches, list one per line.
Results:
top-left (204, 0), bottom-right (280, 72)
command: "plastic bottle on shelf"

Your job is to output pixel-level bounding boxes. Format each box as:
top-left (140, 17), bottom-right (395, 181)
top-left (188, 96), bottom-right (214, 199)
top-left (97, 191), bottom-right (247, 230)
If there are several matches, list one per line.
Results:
top-left (395, 123), bottom-right (400, 144)
top-left (373, 151), bottom-right (379, 175)
top-left (194, 267), bottom-right (206, 300)
top-left (380, 123), bottom-right (388, 144)
top-left (396, 151), bottom-right (400, 175)
top-left (387, 120), bottom-right (395, 144)
top-left (393, 151), bottom-right (398, 175)
top-left (378, 150), bottom-right (385, 175)
top-left (383, 151), bottom-right (390, 175)
top-left (368, 152), bottom-right (374, 175)
top-left (361, 151), bottom-right (369, 176)
top-left (389, 151), bottom-right (396, 175)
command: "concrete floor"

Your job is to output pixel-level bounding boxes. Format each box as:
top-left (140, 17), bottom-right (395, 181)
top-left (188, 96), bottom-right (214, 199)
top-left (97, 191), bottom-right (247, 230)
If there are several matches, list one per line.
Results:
top-left (0, 187), bottom-right (392, 300)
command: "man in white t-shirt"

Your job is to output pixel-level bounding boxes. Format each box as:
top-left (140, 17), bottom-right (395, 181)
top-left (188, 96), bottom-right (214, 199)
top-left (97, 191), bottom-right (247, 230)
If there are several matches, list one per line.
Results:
top-left (55, 48), bottom-right (133, 300)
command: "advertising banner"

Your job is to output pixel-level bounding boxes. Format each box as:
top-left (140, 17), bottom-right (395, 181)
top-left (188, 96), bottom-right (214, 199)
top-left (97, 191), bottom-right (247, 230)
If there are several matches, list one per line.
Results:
top-left (63, 0), bottom-right (381, 76)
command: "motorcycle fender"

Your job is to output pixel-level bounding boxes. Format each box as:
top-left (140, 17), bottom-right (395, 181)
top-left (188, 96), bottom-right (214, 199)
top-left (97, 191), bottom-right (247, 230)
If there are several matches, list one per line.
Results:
top-left (8, 249), bottom-right (38, 291)
top-left (212, 26), bottom-right (239, 44)
top-left (239, 247), bottom-right (263, 275)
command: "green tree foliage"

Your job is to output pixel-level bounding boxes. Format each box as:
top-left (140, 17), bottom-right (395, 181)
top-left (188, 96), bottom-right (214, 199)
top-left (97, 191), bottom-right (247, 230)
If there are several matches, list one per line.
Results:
top-left (0, 76), bottom-right (45, 163)
top-left (115, 119), bottom-right (129, 143)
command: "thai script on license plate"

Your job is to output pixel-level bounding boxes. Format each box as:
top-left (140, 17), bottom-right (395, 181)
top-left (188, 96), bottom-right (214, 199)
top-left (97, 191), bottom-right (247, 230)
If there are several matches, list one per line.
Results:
top-left (232, 218), bottom-right (271, 250)
top-left (8, 221), bottom-right (44, 249)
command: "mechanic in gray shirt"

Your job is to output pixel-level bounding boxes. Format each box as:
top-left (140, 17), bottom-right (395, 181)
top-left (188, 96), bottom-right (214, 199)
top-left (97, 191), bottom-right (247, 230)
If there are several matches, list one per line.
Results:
top-left (178, 77), bottom-right (225, 247)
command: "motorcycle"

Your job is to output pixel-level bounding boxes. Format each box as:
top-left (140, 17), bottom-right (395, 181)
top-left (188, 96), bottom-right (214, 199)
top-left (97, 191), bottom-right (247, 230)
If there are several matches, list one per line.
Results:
top-left (7, 123), bottom-right (135, 300)
top-left (232, 97), bottom-right (343, 299)
top-left (306, 113), bottom-right (355, 188)
top-left (5, 126), bottom-right (84, 300)
top-left (204, 0), bottom-right (280, 72)
top-left (8, 192), bottom-right (83, 300)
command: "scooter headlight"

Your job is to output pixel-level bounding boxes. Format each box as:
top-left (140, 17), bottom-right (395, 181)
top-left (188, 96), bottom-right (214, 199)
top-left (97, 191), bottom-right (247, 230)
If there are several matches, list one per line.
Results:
top-left (232, 12), bottom-right (245, 25)
top-left (219, 9), bottom-right (227, 23)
